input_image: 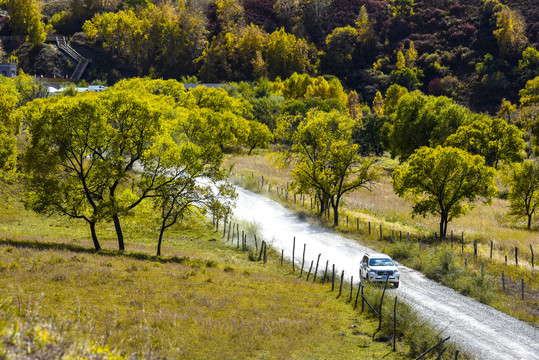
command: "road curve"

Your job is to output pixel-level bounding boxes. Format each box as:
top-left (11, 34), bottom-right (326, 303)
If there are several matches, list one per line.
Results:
top-left (232, 186), bottom-right (539, 360)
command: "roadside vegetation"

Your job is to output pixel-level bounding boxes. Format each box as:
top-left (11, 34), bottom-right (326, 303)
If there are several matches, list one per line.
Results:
top-left (226, 152), bottom-right (539, 326)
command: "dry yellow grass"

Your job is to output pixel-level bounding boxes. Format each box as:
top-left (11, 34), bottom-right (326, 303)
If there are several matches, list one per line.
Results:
top-left (225, 152), bottom-right (539, 259)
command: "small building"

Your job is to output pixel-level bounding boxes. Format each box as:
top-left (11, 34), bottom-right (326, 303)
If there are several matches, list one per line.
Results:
top-left (0, 62), bottom-right (17, 77)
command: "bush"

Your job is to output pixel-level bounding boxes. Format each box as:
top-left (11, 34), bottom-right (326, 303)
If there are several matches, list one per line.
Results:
top-left (422, 249), bottom-right (455, 282)
top-left (386, 241), bottom-right (414, 261)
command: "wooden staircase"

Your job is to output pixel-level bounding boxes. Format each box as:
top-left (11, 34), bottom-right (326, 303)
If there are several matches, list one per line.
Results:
top-left (47, 35), bottom-right (89, 80)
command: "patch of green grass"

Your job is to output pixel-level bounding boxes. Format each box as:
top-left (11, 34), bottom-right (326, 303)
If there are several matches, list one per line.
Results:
top-left (0, 182), bottom-right (412, 359)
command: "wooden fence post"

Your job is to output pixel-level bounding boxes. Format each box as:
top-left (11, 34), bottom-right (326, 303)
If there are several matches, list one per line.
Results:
top-left (515, 247), bottom-right (518, 266)
top-left (337, 270), bottom-right (344, 298)
top-left (263, 242), bottom-right (267, 264)
top-left (377, 278), bottom-right (389, 332)
top-left (531, 245), bottom-right (534, 268)
top-left (473, 240), bottom-right (477, 258)
top-left (322, 260), bottom-right (328, 284)
top-left (237, 226), bottom-right (240, 248)
top-left (461, 232), bottom-right (464, 255)
top-left (347, 215), bottom-right (349, 226)
top-left (349, 276), bottom-right (354, 302)
top-left (393, 296), bottom-right (398, 352)
top-left (222, 221), bottom-right (226, 238)
top-left (354, 283), bottom-right (361, 309)
top-left (331, 264), bottom-right (335, 291)
top-left (357, 218), bottom-right (359, 231)
top-left (502, 270), bottom-right (505, 292)
top-left (369, 222), bottom-right (371, 235)
top-left (227, 221), bottom-right (231, 243)
top-left (281, 249), bottom-right (283, 266)
top-left (254, 235), bottom-right (258, 253)
top-left (521, 278), bottom-right (524, 300)
top-left (300, 243), bottom-right (306, 277)
top-left (313, 253), bottom-right (321, 283)
top-left (490, 240), bottom-right (493, 260)
top-left (380, 224), bottom-right (382, 240)
top-left (361, 284), bottom-right (365, 313)
top-left (306, 261), bottom-right (313, 281)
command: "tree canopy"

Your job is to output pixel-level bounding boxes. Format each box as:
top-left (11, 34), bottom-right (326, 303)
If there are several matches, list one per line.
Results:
top-left (506, 160), bottom-right (539, 229)
top-left (445, 115), bottom-right (524, 168)
top-left (392, 146), bottom-right (497, 238)
top-left (21, 79), bottom-right (237, 251)
top-left (276, 109), bottom-right (379, 226)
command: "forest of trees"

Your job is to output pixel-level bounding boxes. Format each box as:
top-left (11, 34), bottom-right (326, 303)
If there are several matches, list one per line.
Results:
top-left (0, 0), bottom-right (537, 111)
top-left (0, 0), bottom-right (538, 246)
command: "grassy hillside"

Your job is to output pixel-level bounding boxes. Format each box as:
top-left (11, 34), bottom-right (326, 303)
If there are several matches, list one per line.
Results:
top-left (0, 182), bottom-right (415, 359)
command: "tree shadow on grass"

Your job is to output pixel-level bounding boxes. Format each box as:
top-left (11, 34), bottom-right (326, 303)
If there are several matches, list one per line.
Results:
top-left (0, 235), bottom-right (214, 267)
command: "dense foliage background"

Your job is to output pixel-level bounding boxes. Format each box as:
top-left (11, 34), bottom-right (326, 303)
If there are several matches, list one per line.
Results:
top-left (0, 0), bottom-right (537, 112)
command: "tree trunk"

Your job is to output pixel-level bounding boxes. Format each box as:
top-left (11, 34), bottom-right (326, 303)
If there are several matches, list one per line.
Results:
top-left (528, 214), bottom-right (532, 230)
top-left (332, 197), bottom-right (340, 227)
top-left (157, 221), bottom-right (166, 256)
top-left (113, 214), bottom-right (125, 251)
top-left (89, 221), bottom-right (101, 251)
top-left (439, 212), bottom-right (447, 239)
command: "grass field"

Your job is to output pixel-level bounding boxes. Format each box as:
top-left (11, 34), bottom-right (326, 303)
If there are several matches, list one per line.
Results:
top-left (0, 181), bottom-right (421, 359)
top-left (225, 151), bottom-right (539, 326)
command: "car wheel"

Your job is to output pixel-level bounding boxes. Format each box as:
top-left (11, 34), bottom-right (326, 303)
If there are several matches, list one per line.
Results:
top-left (393, 282), bottom-right (399, 289)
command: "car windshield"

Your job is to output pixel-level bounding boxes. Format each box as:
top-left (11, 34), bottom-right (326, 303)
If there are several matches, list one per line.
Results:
top-left (369, 258), bottom-right (394, 266)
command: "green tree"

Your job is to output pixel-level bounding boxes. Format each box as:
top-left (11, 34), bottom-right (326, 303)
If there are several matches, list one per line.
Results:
top-left (23, 81), bottom-right (236, 251)
top-left (388, 0), bottom-right (414, 18)
top-left (0, 81), bottom-right (20, 178)
top-left (277, 109), bottom-right (379, 226)
top-left (519, 47), bottom-right (539, 71)
top-left (22, 94), bottom-right (109, 250)
top-left (246, 120), bottom-right (273, 155)
top-left (142, 135), bottom-right (234, 256)
top-left (506, 160), bottom-right (539, 230)
top-left (216, 0), bottom-right (244, 32)
top-left (355, 5), bottom-right (376, 49)
top-left (383, 84), bottom-right (408, 115)
top-left (493, 8), bottom-right (528, 59)
top-left (390, 92), bottom-right (473, 161)
top-left (392, 146), bottom-right (497, 238)
top-left (323, 26), bottom-right (358, 77)
top-left (2, 0), bottom-right (46, 46)
top-left (264, 28), bottom-right (313, 80)
top-left (519, 76), bottom-right (539, 107)
top-left (445, 115), bottom-right (524, 169)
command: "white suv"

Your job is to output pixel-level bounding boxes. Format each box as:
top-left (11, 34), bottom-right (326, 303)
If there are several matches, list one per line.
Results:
top-left (360, 253), bottom-right (400, 288)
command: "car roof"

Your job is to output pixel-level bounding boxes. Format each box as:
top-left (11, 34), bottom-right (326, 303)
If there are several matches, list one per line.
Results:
top-left (365, 253), bottom-right (392, 259)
